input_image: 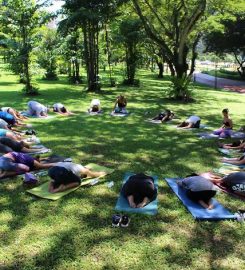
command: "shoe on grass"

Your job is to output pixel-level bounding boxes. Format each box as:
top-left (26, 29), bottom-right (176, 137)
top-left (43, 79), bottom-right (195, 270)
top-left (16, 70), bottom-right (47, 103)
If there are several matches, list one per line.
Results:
top-left (120, 215), bottom-right (130, 227)
top-left (112, 214), bottom-right (122, 227)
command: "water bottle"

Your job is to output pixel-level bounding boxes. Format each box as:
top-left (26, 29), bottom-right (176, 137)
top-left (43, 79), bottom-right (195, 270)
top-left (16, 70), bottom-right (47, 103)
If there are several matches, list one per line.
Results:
top-left (90, 178), bottom-right (99, 186)
top-left (107, 181), bottom-right (114, 188)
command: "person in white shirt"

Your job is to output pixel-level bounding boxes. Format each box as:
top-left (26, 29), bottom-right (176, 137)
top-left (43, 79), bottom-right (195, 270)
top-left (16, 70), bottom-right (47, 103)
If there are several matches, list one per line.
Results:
top-left (53, 103), bottom-right (74, 115)
top-left (88, 99), bottom-right (101, 113)
top-left (27, 101), bottom-right (48, 117)
top-left (177, 115), bottom-right (201, 129)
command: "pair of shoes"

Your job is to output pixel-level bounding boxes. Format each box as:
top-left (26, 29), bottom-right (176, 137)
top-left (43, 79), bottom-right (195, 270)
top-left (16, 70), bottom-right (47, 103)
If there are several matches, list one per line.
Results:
top-left (25, 129), bottom-right (37, 136)
top-left (112, 214), bottom-right (130, 227)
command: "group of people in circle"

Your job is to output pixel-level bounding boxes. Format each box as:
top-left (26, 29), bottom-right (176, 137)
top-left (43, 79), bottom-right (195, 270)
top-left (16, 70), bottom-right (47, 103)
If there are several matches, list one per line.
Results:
top-left (0, 99), bottom-right (245, 210)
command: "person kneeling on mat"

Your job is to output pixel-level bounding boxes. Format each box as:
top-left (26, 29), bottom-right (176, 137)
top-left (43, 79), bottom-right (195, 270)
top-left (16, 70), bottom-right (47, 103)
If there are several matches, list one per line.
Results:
top-left (53, 103), bottom-right (74, 115)
top-left (152, 109), bottom-right (175, 123)
top-left (177, 174), bottom-right (217, 210)
top-left (177, 115), bottom-right (201, 129)
top-left (88, 99), bottom-right (101, 113)
top-left (0, 137), bottom-right (48, 154)
top-left (113, 95), bottom-right (128, 114)
top-left (27, 101), bottom-right (49, 117)
top-left (0, 152), bottom-right (56, 179)
top-left (48, 162), bottom-right (106, 193)
top-left (121, 173), bottom-right (157, 208)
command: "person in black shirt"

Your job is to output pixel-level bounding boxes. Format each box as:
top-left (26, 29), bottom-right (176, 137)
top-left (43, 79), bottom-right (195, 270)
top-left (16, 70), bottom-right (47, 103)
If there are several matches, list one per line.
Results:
top-left (121, 173), bottom-right (157, 208)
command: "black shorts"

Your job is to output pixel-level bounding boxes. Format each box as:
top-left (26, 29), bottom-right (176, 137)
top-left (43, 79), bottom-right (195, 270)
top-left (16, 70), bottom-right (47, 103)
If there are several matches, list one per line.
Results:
top-left (186, 190), bottom-right (216, 204)
top-left (48, 166), bottom-right (81, 189)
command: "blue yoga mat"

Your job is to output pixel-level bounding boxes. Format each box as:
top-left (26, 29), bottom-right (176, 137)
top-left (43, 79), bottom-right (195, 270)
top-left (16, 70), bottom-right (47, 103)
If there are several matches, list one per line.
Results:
top-left (165, 178), bottom-right (236, 221)
top-left (115, 172), bottom-right (158, 215)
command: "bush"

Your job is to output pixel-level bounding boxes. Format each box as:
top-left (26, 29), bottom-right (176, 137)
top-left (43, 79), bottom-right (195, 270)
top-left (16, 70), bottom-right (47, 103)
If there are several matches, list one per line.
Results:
top-left (165, 76), bottom-right (194, 101)
top-left (22, 83), bottom-right (39, 95)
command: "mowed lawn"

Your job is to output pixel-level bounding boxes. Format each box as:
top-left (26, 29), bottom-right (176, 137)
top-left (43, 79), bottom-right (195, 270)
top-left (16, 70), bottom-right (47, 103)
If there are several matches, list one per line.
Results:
top-left (0, 65), bottom-right (245, 270)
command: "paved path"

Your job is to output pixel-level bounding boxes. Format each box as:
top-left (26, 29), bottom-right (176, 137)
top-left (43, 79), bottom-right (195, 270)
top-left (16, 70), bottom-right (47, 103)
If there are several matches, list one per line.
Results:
top-left (194, 72), bottom-right (245, 93)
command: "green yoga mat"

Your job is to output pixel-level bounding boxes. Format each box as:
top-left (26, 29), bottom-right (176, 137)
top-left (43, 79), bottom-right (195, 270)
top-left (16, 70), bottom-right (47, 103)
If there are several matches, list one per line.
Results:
top-left (26, 163), bottom-right (114, 200)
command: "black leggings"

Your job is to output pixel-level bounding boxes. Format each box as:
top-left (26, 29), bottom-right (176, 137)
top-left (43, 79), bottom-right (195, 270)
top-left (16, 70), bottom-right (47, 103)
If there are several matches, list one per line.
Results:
top-left (186, 190), bottom-right (216, 204)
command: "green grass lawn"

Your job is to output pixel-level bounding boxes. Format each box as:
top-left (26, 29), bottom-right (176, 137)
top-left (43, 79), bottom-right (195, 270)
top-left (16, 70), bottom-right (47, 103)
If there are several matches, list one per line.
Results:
top-left (0, 65), bottom-right (245, 270)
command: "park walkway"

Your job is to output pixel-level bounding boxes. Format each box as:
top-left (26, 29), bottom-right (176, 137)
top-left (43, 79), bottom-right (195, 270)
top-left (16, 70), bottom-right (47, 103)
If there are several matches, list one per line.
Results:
top-left (194, 72), bottom-right (245, 93)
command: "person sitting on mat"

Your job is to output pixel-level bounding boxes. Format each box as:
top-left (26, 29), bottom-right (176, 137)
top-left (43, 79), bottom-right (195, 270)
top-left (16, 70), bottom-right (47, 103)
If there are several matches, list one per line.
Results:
top-left (121, 173), bottom-right (157, 208)
top-left (213, 108), bottom-right (233, 138)
top-left (0, 137), bottom-right (48, 154)
top-left (88, 99), bottom-right (102, 113)
top-left (113, 95), bottom-right (128, 114)
top-left (53, 103), bottom-right (74, 115)
top-left (0, 152), bottom-right (56, 178)
top-left (177, 174), bottom-right (217, 210)
top-left (177, 115), bottom-right (201, 129)
top-left (1, 107), bottom-right (28, 121)
top-left (218, 140), bottom-right (245, 151)
top-left (48, 162), bottom-right (106, 193)
top-left (27, 101), bottom-right (49, 117)
top-left (152, 109), bottom-right (175, 122)
top-left (221, 155), bottom-right (245, 166)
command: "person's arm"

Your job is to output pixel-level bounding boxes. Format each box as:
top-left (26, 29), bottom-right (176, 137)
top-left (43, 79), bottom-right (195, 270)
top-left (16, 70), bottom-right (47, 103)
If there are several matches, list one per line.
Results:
top-left (136, 197), bottom-right (150, 208)
top-left (113, 99), bottom-right (118, 111)
top-left (161, 115), bottom-right (169, 122)
top-left (16, 163), bottom-right (30, 172)
top-left (49, 182), bottom-right (79, 193)
top-left (127, 195), bottom-right (136, 208)
top-left (180, 123), bottom-right (193, 129)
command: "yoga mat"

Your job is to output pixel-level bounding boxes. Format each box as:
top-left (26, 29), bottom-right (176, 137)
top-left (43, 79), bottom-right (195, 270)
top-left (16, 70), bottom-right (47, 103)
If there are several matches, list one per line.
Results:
top-left (110, 112), bottom-right (130, 117)
top-left (213, 166), bottom-right (245, 176)
top-left (26, 163), bottom-right (114, 200)
top-left (115, 172), bottom-right (158, 215)
top-left (222, 162), bottom-right (245, 168)
top-left (146, 119), bottom-right (162, 124)
top-left (199, 131), bottom-right (245, 139)
top-left (87, 111), bottom-right (103, 116)
top-left (165, 178), bottom-right (236, 221)
top-left (177, 124), bottom-right (209, 130)
top-left (21, 111), bottom-right (55, 119)
top-left (218, 148), bottom-right (242, 156)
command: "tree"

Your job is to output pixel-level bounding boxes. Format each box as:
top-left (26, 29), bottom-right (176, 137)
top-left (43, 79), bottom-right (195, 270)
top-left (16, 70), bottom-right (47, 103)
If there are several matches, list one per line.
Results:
top-left (204, 14), bottom-right (245, 79)
top-left (61, 0), bottom-right (127, 92)
top-left (37, 27), bottom-right (59, 80)
top-left (119, 18), bottom-right (144, 85)
top-left (131, 0), bottom-right (207, 100)
top-left (0, 0), bottom-right (52, 94)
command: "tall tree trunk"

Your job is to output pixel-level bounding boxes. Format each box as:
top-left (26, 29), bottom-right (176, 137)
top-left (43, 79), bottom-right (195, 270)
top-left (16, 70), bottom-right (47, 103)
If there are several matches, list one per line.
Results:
top-left (156, 61), bottom-right (164, 78)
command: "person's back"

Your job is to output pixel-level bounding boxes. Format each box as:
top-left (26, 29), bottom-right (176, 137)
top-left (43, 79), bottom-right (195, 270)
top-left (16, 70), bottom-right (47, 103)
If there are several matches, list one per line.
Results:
top-left (222, 172), bottom-right (245, 193)
top-left (56, 162), bottom-right (84, 177)
top-left (28, 101), bottom-right (47, 116)
top-left (0, 119), bottom-right (8, 129)
top-left (0, 111), bottom-right (15, 125)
